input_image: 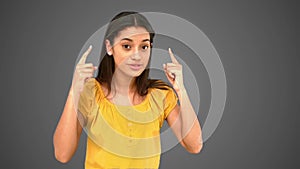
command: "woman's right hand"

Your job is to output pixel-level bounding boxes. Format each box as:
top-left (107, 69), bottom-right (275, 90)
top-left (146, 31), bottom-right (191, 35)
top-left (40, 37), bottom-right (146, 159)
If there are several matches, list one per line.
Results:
top-left (54, 46), bottom-right (96, 163)
top-left (71, 45), bottom-right (97, 98)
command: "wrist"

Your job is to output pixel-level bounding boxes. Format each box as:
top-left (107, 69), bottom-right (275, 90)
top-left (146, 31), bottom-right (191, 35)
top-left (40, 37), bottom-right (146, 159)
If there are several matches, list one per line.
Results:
top-left (175, 86), bottom-right (187, 95)
top-left (69, 86), bottom-right (74, 97)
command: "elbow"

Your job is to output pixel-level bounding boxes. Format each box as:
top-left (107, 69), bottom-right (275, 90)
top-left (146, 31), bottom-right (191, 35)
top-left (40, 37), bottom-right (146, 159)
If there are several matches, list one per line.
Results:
top-left (54, 149), bottom-right (72, 164)
top-left (53, 136), bottom-right (75, 164)
top-left (187, 142), bottom-right (203, 154)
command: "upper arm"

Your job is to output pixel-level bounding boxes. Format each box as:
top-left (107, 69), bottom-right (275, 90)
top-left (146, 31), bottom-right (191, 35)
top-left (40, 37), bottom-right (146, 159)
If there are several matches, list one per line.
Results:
top-left (76, 118), bottom-right (83, 139)
top-left (166, 104), bottom-right (187, 149)
top-left (77, 78), bottom-right (96, 127)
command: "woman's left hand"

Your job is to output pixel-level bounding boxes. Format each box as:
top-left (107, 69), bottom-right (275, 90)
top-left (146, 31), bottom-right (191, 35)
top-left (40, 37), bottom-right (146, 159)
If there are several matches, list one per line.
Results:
top-left (163, 48), bottom-right (185, 92)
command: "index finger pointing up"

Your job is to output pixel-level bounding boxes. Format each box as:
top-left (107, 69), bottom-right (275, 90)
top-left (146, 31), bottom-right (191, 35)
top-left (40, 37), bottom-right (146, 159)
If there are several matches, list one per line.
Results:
top-left (78, 45), bottom-right (92, 64)
top-left (168, 48), bottom-right (179, 64)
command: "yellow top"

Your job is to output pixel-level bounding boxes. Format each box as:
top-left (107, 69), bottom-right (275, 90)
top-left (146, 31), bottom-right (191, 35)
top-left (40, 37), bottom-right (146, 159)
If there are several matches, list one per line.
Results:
top-left (78, 78), bottom-right (178, 169)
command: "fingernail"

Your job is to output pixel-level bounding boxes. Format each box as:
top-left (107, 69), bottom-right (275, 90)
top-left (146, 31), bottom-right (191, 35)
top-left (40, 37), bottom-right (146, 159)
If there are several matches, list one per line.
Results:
top-left (89, 45), bottom-right (92, 49)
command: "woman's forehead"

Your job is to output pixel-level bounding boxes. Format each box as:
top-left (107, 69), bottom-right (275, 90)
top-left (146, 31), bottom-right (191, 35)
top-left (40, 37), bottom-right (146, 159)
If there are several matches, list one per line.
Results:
top-left (114, 26), bottom-right (150, 42)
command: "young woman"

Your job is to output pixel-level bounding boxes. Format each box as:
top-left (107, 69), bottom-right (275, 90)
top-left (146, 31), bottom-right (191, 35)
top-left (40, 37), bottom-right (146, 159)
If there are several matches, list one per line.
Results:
top-left (53, 11), bottom-right (202, 169)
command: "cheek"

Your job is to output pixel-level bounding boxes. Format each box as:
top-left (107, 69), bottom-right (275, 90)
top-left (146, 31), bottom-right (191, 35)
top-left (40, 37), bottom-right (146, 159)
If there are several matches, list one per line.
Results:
top-left (112, 45), bottom-right (131, 64)
top-left (144, 52), bottom-right (151, 63)
top-left (113, 51), bottom-right (130, 66)
top-left (141, 50), bottom-right (151, 59)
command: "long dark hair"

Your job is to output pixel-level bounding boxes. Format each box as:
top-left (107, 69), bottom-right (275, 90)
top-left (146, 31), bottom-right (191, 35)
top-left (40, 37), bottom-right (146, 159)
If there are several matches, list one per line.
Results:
top-left (96, 11), bottom-right (169, 97)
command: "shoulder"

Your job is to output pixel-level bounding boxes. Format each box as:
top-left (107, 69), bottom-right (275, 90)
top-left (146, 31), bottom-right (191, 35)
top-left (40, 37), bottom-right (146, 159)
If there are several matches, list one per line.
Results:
top-left (84, 78), bottom-right (99, 87)
top-left (81, 78), bottom-right (104, 99)
top-left (82, 78), bottom-right (99, 93)
top-left (148, 80), bottom-right (177, 100)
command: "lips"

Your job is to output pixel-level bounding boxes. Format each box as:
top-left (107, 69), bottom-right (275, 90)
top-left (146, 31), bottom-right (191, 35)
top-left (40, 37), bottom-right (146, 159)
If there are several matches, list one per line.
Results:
top-left (128, 64), bottom-right (142, 71)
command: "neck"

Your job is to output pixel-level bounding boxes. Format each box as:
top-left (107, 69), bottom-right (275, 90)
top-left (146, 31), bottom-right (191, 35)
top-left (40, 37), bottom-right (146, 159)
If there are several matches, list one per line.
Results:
top-left (111, 69), bottom-right (136, 95)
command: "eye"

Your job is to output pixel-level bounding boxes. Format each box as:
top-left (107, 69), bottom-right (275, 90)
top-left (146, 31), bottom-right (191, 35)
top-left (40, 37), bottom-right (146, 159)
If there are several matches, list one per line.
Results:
top-left (122, 44), bottom-right (131, 49)
top-left (142, 45), bottom-right (149, 50)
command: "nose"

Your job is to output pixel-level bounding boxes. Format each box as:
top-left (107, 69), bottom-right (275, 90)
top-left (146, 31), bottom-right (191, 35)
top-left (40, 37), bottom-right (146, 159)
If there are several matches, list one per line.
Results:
top-left (130, 47), bottom-right (141, 60)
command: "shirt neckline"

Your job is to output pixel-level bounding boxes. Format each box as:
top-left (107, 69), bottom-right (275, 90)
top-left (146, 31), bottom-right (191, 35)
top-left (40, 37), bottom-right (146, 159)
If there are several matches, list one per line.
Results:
top-left (96, 81), bottom-right (152, 108)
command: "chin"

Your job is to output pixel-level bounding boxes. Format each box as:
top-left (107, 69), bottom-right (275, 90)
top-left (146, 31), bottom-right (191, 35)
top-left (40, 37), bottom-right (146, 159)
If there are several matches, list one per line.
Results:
top-left (127, 69), bottom-right (145, 78)
top-left (129, 72), bottom-right (143, 77)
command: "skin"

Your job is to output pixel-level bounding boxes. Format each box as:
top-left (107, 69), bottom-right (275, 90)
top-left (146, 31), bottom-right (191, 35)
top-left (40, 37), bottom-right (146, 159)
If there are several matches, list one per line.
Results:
top-left (105, 27), bottom-right (152, 104)
top-left (53, 26), bottom-right (202, 163)
top-left (164, 48), bottom-right (203, 153)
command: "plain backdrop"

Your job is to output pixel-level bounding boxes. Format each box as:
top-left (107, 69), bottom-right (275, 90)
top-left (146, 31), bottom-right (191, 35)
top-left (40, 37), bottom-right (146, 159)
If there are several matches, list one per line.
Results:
top-left (0, 0), bottom-right (299, 169)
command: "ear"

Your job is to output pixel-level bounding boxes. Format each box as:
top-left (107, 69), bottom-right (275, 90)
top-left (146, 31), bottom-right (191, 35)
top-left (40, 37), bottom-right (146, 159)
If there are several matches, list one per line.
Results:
top-left (105, 39), bottom-right (113, 56)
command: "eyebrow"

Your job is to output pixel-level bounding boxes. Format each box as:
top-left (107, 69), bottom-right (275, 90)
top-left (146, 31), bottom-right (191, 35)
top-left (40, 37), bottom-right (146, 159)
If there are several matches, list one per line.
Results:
top-left (121, 38), bottom-right (150, 42)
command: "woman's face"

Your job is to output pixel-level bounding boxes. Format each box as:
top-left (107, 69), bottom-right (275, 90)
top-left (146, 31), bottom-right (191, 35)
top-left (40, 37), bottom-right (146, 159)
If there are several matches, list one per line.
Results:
top-left (106, 26), bottom-right (151, 78)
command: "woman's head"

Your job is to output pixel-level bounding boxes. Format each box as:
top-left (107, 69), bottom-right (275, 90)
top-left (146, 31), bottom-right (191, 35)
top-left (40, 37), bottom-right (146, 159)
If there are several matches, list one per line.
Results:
top-left (96, 11), bottom-right (156, 95)
top-left (106, 25), bottom-right (151, 78)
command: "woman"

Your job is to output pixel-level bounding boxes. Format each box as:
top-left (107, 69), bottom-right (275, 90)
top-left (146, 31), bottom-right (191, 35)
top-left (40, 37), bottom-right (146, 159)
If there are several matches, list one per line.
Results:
top-left (53, 11), bottom-right (202, 169)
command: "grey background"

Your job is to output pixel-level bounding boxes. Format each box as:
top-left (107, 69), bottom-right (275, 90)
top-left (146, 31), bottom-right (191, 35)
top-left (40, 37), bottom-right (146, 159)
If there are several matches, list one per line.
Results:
top-left (0, 0), bottom-right (299, 169)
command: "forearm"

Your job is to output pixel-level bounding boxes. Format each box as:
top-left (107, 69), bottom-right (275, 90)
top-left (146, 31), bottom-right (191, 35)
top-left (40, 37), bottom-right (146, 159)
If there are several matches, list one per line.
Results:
top-left (176, 88), bottom-right (202, 153)
top-left (53, 87), bottom-right (82, 163)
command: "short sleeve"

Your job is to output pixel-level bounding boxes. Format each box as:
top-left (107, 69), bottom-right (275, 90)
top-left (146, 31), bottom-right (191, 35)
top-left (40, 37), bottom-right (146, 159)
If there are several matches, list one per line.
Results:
top-left (163, 87), bottom-right (179, 119)
top-left (77, 78), bottom-right (97, 126)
